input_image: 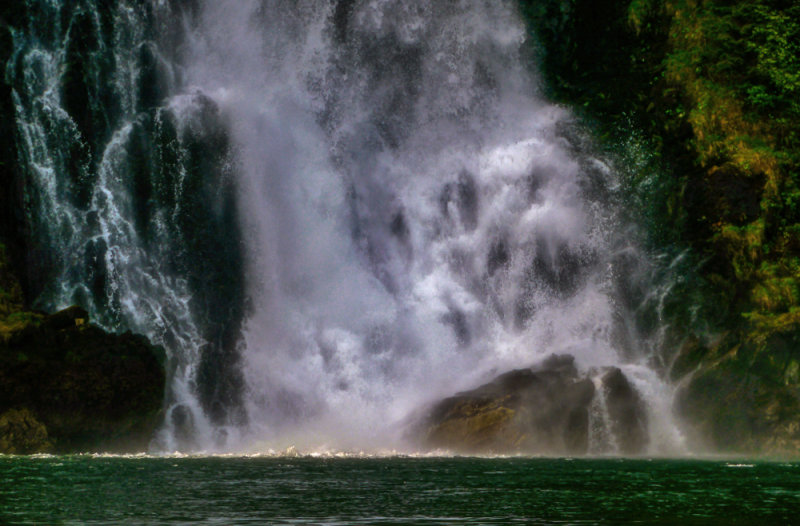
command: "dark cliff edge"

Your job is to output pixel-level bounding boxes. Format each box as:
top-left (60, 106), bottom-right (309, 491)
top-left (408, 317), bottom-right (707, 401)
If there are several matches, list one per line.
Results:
top-left (1, 2), bottom-right (247, 430)
top-left (520, 0), bottom-right (800, 455)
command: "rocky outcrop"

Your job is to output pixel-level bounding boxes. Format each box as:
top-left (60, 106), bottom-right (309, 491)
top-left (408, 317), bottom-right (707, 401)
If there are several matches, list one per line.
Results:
top-left (674, 337), bottom-right (800, 455)
top-left (420, 355), bottom-right (650, 455)
top-left (521, 0), bottom-right (800, 455)
top-left (0, 408), bottom-right (52, 454)
top-left (0, 305), bottom-right (166, 454)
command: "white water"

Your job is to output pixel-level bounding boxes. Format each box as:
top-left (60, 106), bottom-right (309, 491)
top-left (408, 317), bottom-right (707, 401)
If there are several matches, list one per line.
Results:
top-left (10, 0), bottom-right (685, 454)
top-left (176, 0), bottom-right (683, 453)
top-left (9, 0), bottom-right (218, 451)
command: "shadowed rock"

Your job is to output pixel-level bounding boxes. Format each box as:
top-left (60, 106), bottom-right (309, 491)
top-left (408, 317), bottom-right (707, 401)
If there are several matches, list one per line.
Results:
top-left (0, 408), bottom-right (52, 454)
top-left (0, 306), bottom-right (165, 453)
top-left (602, 367), bottom-right (649, 454)
top-left (674, 338), bottom-right (800, 455)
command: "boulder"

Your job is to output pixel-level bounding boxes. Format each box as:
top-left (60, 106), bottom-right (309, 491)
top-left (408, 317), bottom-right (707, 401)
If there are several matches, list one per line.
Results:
top-left (40, 305), bottom-right (88, 331)
top-left (0, 306), bottom-right (166, 453)
top-left (421, 355), bottom-right (595, 454)
top-left (419, 355), bottom-right (655, 455)
top-left (0, 408), bottom-right (52, 454)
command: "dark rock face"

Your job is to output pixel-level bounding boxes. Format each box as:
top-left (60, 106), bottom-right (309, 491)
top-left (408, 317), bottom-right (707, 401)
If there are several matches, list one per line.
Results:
top-left (602, 368), bottom-right (649, 454)
top-left (420, 355), bottom-right (652, 455)
top-left (3, 2), bottom-right (246, 430)
top-left (422, 355), bottom-right (595, 454)
top-left (169, 404), bottom-right (198, 451)
top-left (0, 306), bottom-right (166, 453)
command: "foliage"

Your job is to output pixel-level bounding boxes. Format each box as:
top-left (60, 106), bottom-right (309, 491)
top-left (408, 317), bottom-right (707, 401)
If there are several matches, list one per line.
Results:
top-left (519, 0), bottom-right (800, 375)
top-left (654, 0), bottom-right (800, 354)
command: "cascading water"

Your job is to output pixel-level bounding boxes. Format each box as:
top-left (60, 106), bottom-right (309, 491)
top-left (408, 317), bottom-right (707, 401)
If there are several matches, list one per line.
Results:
top-left (7, 0), bottom-right (247, 450)
top-left (7, 0), bottom-right (685, 454)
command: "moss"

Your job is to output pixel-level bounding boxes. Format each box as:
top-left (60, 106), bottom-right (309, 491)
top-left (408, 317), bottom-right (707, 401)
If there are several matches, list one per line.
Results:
top-left (643, 0), bottom-right (800, 339)
top-left (0, 408), bottom-right (53, 454)
top-left (0, 243), bottom-right (23, 317)
top-left (0, 243), bottom-right (40, 342)
top-left (426, 401), bottom-right (519, 452)
top-left (0, 312), bottom-right (43, 342)
top-left (677, 340), bottom-right (800, 454)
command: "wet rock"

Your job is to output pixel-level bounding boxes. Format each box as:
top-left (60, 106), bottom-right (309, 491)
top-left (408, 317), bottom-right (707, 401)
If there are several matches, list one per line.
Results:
top-left (0, 408), bottom-right (52, 454)
top-left (421, 354), bottom-right (595, 454)
top-left (40, 305), bottom-right (89, 331)
top-left (419, 355), bottom-right (655, 456)
top-left (602, 367), bottom-right (649, 454)
top-left (169, 404), bottom-right (198, 451)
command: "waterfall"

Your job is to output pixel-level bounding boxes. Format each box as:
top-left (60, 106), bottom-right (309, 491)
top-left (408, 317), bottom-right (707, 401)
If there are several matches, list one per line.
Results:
top-left (7, 0), bottom-right (246, 450)
top-left (7, 0), bottom-right (685, 454)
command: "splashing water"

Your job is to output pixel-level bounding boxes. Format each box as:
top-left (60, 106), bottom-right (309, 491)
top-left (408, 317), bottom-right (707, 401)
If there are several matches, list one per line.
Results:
top-left (8, 0), bottom-right (685, 454)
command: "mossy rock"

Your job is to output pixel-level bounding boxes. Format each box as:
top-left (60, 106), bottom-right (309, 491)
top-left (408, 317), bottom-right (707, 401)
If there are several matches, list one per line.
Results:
top-left (425, 397), bottom-right (522, 452)
top-left (675, 350), bottom-right (800, 455)
top-left (0, 408), bottom-right (53, 454)
top-left (0, 306), bottom-right (166, 453)
top-left (421, 355), bottom-right (597, 455)
top-left (0, 243), bottom-right (24, 319)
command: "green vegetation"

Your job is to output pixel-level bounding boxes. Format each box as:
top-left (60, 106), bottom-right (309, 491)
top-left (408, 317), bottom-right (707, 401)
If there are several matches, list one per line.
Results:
top-left (0, 244), bottom-right (23, 316)
top-left (0, 243), bottom-right (41, 342)
top-left (521, 0), bottom-right (800, 453)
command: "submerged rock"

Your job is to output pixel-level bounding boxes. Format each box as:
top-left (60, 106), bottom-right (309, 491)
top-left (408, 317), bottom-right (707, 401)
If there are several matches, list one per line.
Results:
top-left (0, 306), bottom-right (166, 454)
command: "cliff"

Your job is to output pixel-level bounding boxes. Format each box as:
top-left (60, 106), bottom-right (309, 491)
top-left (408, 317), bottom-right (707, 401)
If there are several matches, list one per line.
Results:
top-left (0, 10), bottom-right (167, 453)
top-left (2, 1), bottom-right (799, 456)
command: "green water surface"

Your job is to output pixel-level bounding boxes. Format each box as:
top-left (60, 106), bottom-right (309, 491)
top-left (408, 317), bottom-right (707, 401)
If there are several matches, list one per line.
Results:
top-left (1, 456), bottom-right (799, 524)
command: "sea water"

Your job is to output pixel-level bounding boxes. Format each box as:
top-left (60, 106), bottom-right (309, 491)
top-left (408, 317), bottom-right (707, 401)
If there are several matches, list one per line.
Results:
top-left (2, 456), bottom-right (799, 524)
